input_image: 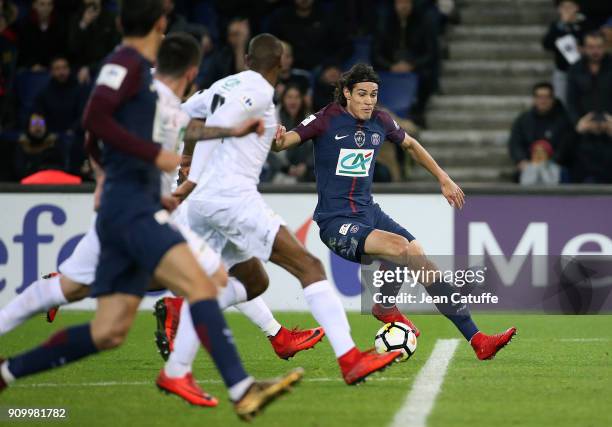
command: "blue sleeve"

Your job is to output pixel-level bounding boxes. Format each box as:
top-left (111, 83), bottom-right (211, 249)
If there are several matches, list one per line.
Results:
top-left (292, 109), bottom-right (327, 143)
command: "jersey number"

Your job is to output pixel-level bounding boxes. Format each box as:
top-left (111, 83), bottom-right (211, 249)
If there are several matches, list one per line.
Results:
top-left (211, 94), bottom-right (226, 114)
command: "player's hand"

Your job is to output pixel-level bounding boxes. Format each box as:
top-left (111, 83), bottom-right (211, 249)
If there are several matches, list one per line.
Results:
top-left (155, 149), bottom-right (181, 172)
top-left (161, 195), bottom-right (179, 212)
top-left (232, 118), bottom-right (265, 137)
top-left (440, 175), bottom-right (465, 209)
top-left (272, 125), bottom-right (287, 151)
top-left (576, 112), bottom-right (595, 134)
top-left (173, 180), bottom-right (196, 202)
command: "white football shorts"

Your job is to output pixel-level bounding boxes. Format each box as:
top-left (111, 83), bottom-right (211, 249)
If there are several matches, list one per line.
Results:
top-left (59, 209), bottom-right (222, 285)
top-left (187, 191), bottom-right (285, 269)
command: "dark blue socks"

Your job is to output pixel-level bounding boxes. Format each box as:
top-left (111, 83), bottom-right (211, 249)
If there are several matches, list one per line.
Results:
top-left (426, 281), bottom-right (479, 341)
top-left (189, 299), bottom-right (249, 388)
top-left (7, 324), bottom-right (98, 379)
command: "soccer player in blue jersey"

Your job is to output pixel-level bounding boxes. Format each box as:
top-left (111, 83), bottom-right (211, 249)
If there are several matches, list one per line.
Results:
top-left (0, 1), bottom-right (302, 419)
top-left (273, 64), bottom-right (516, 360)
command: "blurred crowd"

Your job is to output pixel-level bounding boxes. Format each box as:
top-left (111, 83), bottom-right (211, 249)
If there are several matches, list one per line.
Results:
top-left (0, 0), bottom-right (451, 184)
top-left (510, 0), bottom-right (612, 185)
top-left (0, 0), bottom-right (610, 186)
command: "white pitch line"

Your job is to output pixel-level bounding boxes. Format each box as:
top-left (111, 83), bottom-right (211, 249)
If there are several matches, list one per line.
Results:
top-left (12, 376), bottom-right (415, 388)
top-left (558, 338), bottom-right (610, 342)
top-left (390, 339), bottom-right (460, 427)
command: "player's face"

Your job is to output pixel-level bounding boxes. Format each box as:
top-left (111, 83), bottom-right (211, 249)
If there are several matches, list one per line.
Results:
top-left (345, 82), bottom-right (378, 121)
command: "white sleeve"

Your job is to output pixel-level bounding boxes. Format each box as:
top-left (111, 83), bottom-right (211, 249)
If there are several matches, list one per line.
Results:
top-left (182, 90), bottom-right (211, 119)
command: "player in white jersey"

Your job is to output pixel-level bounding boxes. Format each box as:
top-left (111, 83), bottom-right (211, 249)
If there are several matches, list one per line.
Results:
top-left (168, 34), bottom-right (402, 386)
top-left (0, 34), bottom-right (307, 409)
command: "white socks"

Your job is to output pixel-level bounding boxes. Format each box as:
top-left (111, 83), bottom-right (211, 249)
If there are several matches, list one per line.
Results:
top-left (0, 360), bottom-right (15, 384)
top-left (164, 301), bottom-right (199, 378)
top-left (228, 376), bottom-right (255, 402)
top-left (217, 277), bottom-right (248, 310)
top-left (0, 274), bottom-right (67, 335)
top-left (235, 297), bottom-right (282, 337)
top-left (303, 280), bottom-right (355, 357)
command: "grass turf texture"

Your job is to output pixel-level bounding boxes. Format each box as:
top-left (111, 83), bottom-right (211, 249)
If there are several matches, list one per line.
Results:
top-left (1, 312), bottom-right (611, 427)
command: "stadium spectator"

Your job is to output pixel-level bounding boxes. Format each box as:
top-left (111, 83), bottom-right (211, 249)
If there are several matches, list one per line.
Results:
top-left (213, 0), bottom-right (284, 35)
top-left (542, 0), bottom-right (588, 106)
top-left (33, 56), bottom-right (87, 173)
top-left (519, 140), bottom-right (562, 185)
top-left (17, 0), bottom-right (67, 70)
top-left (567, 31), bottom-right (612, 183)
top-left (275, 41), bottom-right (311, 104)
top-left (312, 61), bottom-right (341, 112)
top-left (163, 0), bottom-right (190, 34)
top-left (191, 26), bottom-right (216, 89)
top-left (373, 0), bottom-right (438, 124)
top-left (13, 113), bottom-right (64, 180)
top-left (198, 17), bottom-right (249, 89)
top-left (33, 57), bottom-right (84, 134)
top-left (0, 1), bottom-right (18, 127)
top-left (508, 82), bottom-right (573, 177)
top-left (603, 17), bottom-right (612, 52)
top-left (67, 0), bottom-right (120, 85)
top-left (268, 0), bottom-right (352, 70)
top-left (271, 84), bottom-right (314, 183)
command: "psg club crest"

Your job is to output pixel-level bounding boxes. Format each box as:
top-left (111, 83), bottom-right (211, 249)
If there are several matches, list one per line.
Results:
top-left (354, 130), bottom-right (366, 147)
top-left (371, 133), bottom-right (381, 146)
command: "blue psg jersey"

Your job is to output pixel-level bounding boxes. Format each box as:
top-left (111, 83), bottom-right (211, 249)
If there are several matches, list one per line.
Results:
top-left (83, 46), bottom-right (161, 222)
top-left (293, 102), bottom-right (406, 222)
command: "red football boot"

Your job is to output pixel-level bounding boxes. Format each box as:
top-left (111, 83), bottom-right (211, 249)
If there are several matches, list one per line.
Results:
top-left (0, 358), bottom-right (7, 392)
top-left (339, 347), bottom-right (402, 385)
top-left (270, 326), bottom-right (325, 360)
top-left (153, 297), bottom-right (184, 360)
top-left (156, 370), bottom-right (218, 407)
top-left (46, 307), bottom-right (59, 323)
top-left (470, 327), bottom-right (517, 360)
top-left (371, 303), bottom-right (420, 337)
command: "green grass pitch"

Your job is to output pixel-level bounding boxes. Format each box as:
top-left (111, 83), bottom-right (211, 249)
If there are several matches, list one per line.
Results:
top-left (1, 311), bottom-right (611, 427)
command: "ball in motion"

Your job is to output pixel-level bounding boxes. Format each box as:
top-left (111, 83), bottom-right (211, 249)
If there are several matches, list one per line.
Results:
top-left (374, 322), bottom-right (417, 362)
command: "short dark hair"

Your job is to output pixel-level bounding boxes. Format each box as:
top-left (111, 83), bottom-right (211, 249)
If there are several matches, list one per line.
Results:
top-left (50, 56), bottom-right (69, 66)
top-left (121, 0), bottom-right (164, 37)
top-left (334, 63), bottom-right (380, 106)
top-left (247, 33), bottom-right (283, 72)
top-left (156, 32), bottom-right (202, 78)
top-left (555, 0), bottom-right (578, 6)
top-left (584, 30), bottom-right (606, 42)
top-left (532, 82), bottom-right (553, 95)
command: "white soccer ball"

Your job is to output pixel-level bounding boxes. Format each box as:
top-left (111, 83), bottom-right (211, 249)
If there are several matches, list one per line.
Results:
top-left (374, 322), bottom-right (417, 362)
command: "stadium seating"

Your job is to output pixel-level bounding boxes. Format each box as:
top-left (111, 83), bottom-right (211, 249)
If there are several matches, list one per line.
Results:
top-left (377, 71), bottom-right (419, 117)
top-left (343, 36), bottom-right (372, 71)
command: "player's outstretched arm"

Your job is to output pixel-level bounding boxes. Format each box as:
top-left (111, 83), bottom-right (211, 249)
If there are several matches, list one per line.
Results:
top-left (182, 118), bottom-right (265, 156)
top-left (400, 134), bottom-right (465, 209)
top-left (271, 125), bottom-right (302, 152)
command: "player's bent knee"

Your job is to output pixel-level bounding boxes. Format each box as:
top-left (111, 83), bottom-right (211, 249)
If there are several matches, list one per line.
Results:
top-left (407, 240), bottom-right (425, 257)
top-left (388, 235), bottom-right (412, 259)
top-left (60, 277), bottom-right (90, 302)
top-left (91, 323), bottom-right (130, 350)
